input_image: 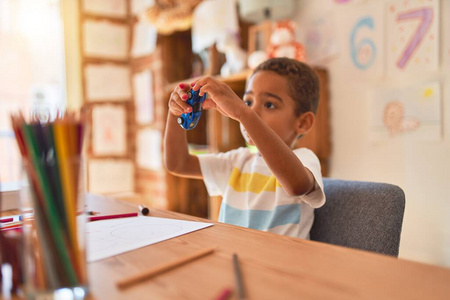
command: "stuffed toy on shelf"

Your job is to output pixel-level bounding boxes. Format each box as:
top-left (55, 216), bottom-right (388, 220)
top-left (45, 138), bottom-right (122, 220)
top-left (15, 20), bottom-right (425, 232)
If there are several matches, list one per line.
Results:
top-left (267, 20), bottom-right (306, 62)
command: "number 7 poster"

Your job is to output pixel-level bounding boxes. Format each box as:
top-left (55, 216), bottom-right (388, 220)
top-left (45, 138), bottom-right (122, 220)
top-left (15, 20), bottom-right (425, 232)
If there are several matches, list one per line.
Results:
top-left (387, 0), bottom-right (439, 77)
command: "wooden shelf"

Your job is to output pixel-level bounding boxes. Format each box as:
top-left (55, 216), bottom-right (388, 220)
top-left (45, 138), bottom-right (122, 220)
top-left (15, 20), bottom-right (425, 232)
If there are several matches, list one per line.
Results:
top-left (165, 69), bottom-right (252, 93)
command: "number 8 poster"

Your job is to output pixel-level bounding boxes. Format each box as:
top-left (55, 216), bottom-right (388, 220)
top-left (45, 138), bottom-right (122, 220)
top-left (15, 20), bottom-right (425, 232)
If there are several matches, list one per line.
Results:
top-left (387, 0), bottom-right (439, 77)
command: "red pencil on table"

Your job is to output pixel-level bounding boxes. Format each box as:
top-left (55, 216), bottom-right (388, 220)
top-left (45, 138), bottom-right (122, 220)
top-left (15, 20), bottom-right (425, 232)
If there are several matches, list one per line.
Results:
top-left (88, 212), bottom-right (138, 222)
top-left (0, 217), bottom-right (14, 223)
top-left (215, 288), bottom-right (233, 300)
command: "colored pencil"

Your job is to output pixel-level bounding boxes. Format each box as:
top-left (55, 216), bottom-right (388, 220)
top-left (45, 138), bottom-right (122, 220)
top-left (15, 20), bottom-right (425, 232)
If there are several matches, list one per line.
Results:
top-left (89, 212), bottom-right (138, 222)
top-left (22, 123), bottom-right (78, 286)
top-left (215, 288), bottom-right (233, 300)
top-left (0, 217), bottom-right (14, 223)
top-left (233, 254), bottom-right (245, 300)
top-left (10, 111), bottom-right (87, 289)
top-left (116, 247), bottom-right (216, 290)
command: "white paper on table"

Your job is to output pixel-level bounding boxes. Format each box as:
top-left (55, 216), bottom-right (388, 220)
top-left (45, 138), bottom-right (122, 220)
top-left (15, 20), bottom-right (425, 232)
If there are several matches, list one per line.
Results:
top-left (137, 128), bottom-right (162, 170)
top-left (133, 70), bottom-right (154, 124)
top-left (88, 159), bottom-right (135, 194)
top-left (83, 20), bottom-right (129, 60)
top-left (386, 0), bottom-right (439, 78)
top-left (131, 21), bottom-right (157, 58)
top-left (86, 216), bottom-right (213, 262)
top-left (92, 105), bottom-right (127, 156)
top-left (82, 0), bottom-right (127, 18)
top-left (85, 64), bottom-right (131, 101)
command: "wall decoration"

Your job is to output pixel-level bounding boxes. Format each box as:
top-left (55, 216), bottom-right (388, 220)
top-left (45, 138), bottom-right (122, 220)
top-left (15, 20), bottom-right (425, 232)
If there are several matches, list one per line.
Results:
top-left (85, 64), bottom-right (131, 101)
top-left (83, 20), bottom-right (129, 60)
top-left (143, 0), bottom-right (203, 35)
top-left (88, 159), bottom-right (135, 194)
top-left (370, 82), bottom-right (441, 141)
top-left (338, 3), bottom-right (384, 80)
top-left (136, 128), bottom-right (162, 171)
top-left (303, 12), bottom-right (339, 65)
top-left (133, 70), bottom-right (154, 124)
top-left (131, 21), bottom-right (157, 58)
top-left (386, 0), bottom-right (439, 77)
top-left (82, 0), bottom-right (127, 18)
top-left (92, 105), bottom-right (127, 156)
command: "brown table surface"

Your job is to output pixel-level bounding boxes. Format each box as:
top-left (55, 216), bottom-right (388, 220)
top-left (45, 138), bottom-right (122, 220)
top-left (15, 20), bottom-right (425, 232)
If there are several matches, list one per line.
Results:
top-left (82, 194), bottom-right (450, 300)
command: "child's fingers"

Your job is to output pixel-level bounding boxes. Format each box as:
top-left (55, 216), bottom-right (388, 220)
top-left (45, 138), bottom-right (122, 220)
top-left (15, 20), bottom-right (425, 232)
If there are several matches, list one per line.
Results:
top-left (169, 92), bottom-right (192, 115)
top-left (202, 99), bottom-right (216, 110)
top-left (190, 79), bottom-right (199, 89)
top-left (176, 83), bottom-right (191, 101)
top-left (191, 76), bottom-right (213, 92)
top-left (177, 82), bottom-right (190, 91)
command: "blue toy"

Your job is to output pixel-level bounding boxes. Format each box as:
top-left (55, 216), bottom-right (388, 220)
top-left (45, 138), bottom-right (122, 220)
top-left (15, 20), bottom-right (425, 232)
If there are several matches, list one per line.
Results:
top-left (177, 89), bottom-right (207, 130)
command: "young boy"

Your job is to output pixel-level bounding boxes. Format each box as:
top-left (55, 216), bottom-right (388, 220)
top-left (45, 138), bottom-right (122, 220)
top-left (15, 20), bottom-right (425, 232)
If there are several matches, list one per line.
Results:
top-left (164, 57), bottom-right (325, 239)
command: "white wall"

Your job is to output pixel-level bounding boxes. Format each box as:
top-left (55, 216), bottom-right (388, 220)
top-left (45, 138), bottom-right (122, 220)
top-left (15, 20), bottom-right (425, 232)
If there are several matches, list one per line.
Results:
top-left (295, 0), bottom-right (450, 267)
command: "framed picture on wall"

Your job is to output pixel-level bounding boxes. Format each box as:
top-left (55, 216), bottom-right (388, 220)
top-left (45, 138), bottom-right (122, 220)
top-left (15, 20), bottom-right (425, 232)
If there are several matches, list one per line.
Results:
top-left (82, 0), bottom-right (128, 19)
top-left (91, 104), bottom-right (128, 156)
top-left (83, 19), bottom-right (129, 60)
top-left (85, 63), bottom-right (132, 102)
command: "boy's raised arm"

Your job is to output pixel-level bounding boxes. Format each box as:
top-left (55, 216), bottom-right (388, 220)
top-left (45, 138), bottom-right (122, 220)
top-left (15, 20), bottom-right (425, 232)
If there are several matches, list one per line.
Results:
top-left (191, 76), bottom-right (315, 196)
top-left (164, 84), bottom-right (203, 179)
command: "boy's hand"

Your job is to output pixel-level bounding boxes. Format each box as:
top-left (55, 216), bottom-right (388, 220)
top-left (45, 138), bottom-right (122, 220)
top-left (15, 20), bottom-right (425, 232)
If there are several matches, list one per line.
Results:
top-left (191, 77), bottom-right (248, 121)
top-left (168, 83), bottom-right (193, 116)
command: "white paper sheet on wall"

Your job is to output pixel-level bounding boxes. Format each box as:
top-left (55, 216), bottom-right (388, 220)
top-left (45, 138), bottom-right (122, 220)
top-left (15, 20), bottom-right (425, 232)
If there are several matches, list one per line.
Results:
top-left (386, 0), bottom-right (439, 77)
top-left (133, 70), bottom-right (154, 124)
top-left (88, 159), bottom-right (135, 194)
top-left (83, 20), bottom-right (129, 60)
top-left (302, 12), bottom-right (340, 65)
top-left (85, 64), bottom-right (131, 101)
top-left (137, 128), bottom-right (162, 171)
top-left (369, 82), bottom-right (441, 141)
top-left (82, 0), bottom-right (127, 18)
top-left (131, 22), bottom-right (157, 58)
top-left (92, 105), bottom-right (127, 156)
top-left (86, 216), bottom-right (213, 262)
top-left (336, 2), bottom-right (385, 80)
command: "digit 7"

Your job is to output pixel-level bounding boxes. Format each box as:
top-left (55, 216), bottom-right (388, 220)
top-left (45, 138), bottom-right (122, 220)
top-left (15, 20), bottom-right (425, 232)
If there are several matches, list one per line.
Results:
top-left (396, 7), bottom-right (433, 69)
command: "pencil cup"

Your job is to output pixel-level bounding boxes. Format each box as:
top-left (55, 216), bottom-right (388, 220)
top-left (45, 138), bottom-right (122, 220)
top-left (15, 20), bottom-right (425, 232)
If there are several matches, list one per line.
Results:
top-left (20, 157), bottom-right (88, 299)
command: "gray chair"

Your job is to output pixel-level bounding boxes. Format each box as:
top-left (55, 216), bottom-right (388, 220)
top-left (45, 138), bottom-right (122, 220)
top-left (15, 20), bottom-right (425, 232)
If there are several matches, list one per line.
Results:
top-left (310, 178), bottom-right (405, 257)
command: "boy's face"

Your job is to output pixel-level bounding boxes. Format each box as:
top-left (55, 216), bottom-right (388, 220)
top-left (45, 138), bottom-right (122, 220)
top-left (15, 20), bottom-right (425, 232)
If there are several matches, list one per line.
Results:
top-left (241, 70), bottom-right (304, 148)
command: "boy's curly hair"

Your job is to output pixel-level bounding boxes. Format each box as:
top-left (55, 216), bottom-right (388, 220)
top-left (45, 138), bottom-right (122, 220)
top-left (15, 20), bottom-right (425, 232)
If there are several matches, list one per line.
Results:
top-left (252, 57), bottom-right (320, 116)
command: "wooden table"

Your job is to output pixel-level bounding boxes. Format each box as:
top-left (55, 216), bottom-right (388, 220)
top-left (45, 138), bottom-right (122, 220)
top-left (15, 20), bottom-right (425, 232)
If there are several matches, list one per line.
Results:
top-left (84, 194), bottom-right (450, 300)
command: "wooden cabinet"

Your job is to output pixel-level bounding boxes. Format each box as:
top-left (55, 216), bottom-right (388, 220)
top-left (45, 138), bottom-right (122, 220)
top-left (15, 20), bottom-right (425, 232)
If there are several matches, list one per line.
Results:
top-left (164, 68), bottom-right (330, 219)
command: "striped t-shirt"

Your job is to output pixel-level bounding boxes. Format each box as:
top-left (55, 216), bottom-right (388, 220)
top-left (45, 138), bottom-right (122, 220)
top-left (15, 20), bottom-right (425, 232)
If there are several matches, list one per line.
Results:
top-left (198, 147), bottom-right (325, 239)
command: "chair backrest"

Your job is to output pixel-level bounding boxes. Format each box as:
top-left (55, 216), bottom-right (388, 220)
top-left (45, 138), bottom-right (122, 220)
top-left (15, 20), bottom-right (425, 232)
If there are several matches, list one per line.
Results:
top-left (310, 178), bottom-right (405, 257)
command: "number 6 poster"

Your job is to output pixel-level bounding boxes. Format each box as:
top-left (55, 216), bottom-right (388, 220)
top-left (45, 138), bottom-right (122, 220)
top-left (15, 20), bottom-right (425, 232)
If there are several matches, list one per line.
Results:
top-left (387, 0), bottom-right (439, 77)
top-left (337, 2), bottom-right (384, 80)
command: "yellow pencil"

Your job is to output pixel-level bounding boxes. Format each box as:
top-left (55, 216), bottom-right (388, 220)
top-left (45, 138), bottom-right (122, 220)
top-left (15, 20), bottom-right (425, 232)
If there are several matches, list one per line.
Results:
top-left (53, 121), bottom-right (81, 280)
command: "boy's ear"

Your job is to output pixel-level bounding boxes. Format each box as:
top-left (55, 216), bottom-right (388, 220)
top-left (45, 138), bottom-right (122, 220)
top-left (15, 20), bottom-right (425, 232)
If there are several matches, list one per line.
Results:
top-left (296, 112), bottom-right (315, 136)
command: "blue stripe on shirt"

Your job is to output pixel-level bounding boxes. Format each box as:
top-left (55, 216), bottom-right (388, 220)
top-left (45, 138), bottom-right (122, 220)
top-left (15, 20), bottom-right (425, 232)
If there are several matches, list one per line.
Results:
top-left (219, 203), bottom-right (301, 231)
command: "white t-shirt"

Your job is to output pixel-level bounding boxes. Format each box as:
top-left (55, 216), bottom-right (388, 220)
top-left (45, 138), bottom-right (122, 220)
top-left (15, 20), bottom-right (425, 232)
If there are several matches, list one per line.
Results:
top-left (198, 147), bottom-right (325, 239)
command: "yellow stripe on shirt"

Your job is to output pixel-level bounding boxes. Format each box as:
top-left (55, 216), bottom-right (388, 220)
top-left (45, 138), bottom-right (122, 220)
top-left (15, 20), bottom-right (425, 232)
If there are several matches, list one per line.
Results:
top-left (228, 167), bottom-right (281, 193)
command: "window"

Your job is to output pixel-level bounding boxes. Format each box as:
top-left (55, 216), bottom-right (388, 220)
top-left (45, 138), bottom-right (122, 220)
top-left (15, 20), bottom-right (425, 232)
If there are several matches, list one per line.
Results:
top-left (0, 0), bottom-right (66, 188)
